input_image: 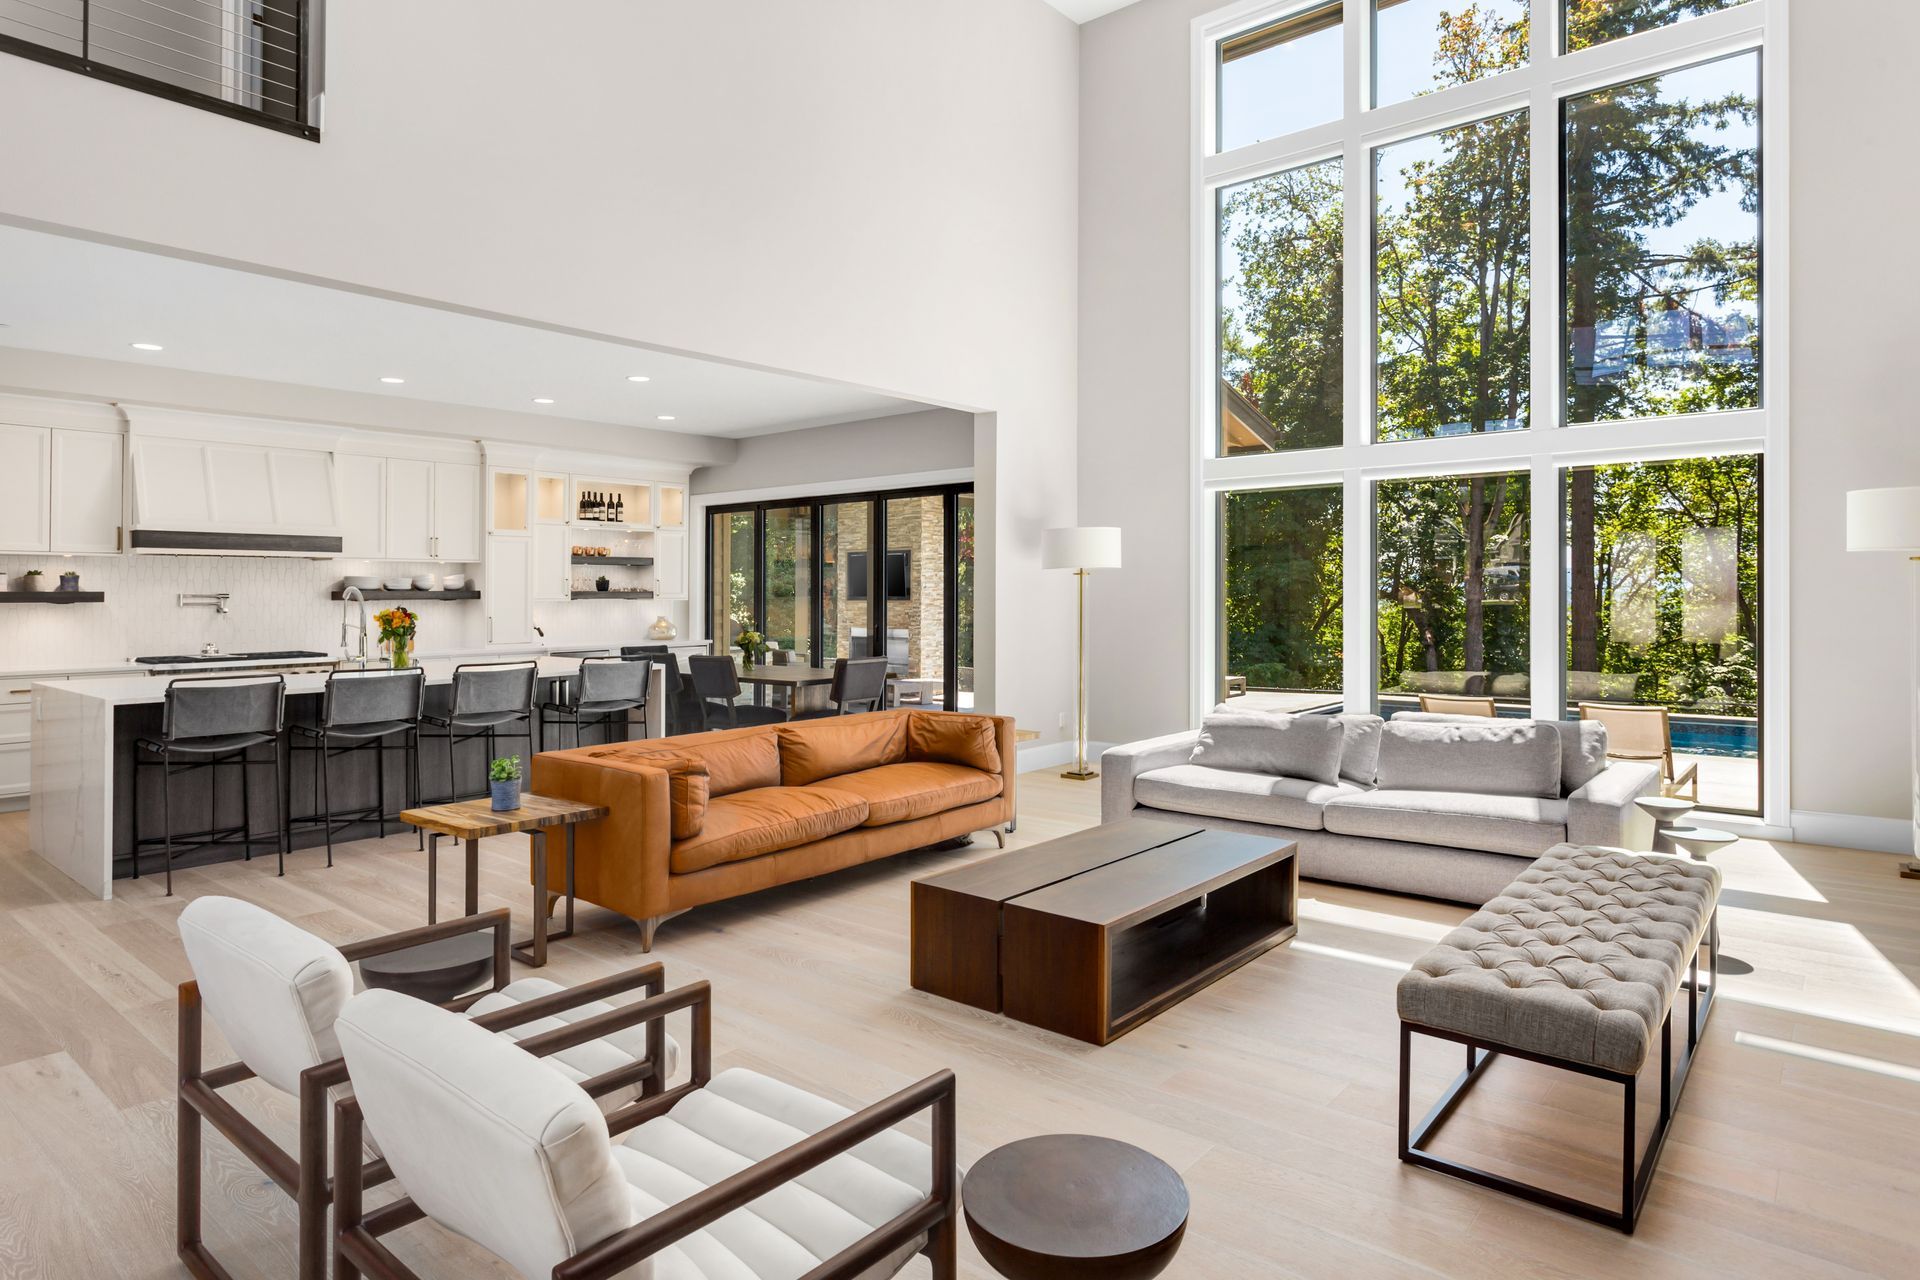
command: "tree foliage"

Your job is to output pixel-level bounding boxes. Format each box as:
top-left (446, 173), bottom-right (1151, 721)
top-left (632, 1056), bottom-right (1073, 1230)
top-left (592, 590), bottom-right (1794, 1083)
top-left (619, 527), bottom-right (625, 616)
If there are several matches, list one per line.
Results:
top-left (1221, 4), bottom-right (1762, 724)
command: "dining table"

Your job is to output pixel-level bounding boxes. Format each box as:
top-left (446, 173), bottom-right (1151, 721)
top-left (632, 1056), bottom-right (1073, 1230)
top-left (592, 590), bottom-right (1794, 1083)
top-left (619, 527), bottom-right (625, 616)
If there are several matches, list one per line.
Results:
top-left (731, 658), bottom-right (896, 717)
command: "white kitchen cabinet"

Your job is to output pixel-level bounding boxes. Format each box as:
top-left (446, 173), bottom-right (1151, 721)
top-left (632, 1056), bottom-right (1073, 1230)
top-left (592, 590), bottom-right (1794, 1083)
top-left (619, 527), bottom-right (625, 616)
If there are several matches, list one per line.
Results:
top-left (336, 454), bottom-right (386, 559)
top-left (0, 425), bottom-right (51, 552)
top-left (656, 483), bottom-right (686, 529)
top-left (50, 429), bottom-right (123, 554)
top-left (433, 462), bottom-right (483, 561)
top-left (533, 522), bottom-right (571, 602)
top-left (653, 528), bottom-right (688, 599)
top-left (486, 535), bottom-right (534, 644)
top-left (384, 458), bottom-right (434, 560)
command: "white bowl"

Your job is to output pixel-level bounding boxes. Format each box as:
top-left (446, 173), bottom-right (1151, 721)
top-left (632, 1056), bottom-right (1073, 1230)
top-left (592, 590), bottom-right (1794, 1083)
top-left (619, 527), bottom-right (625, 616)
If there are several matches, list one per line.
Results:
top-left (383, 576), bottom-right (414, 591)
top-left (342, 575), bottom-right (381, 590)
top-left (442, 574), bottom-right (468, 590)
top-left (412, 574), bottom-right (439, 590)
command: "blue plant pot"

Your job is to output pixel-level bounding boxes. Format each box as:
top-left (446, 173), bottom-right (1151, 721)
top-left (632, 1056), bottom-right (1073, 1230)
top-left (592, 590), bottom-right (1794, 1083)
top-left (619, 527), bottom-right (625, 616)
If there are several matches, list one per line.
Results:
top-left (490, 779), bottom-right (521, 812)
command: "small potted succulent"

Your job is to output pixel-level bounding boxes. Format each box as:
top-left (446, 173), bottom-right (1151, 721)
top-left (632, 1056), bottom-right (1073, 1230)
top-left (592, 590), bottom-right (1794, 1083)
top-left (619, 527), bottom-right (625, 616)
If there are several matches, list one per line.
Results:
top-left (595, 574), bottom-right (611, 593)
top-left (735, 628), bottom-right (765, 669)
top-left (20, 569), bottom-right (47, 592)
top-left (488, 755), bottom-right (523, 812)
top-left (58, 570), bottom-right (81, 591)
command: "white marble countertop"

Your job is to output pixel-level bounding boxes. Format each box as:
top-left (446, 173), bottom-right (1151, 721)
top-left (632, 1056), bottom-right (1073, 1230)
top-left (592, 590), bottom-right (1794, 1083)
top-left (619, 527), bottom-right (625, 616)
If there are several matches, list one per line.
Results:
top-left (45, 654), bottom-right (607, 706)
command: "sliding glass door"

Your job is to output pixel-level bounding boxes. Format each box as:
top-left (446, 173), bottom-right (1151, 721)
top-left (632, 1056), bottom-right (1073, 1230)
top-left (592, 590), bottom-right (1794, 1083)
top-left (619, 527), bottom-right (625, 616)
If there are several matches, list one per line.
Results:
top-left (706, 484), bottom-right (972, 711)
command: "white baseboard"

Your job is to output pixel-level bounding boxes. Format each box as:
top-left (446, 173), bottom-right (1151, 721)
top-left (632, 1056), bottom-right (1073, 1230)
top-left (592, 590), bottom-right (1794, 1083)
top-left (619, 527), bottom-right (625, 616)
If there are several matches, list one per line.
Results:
top-left (1017, 740), bottom-right (1116, 774)
top-left (1789, 809), bottom-right (1914, 855)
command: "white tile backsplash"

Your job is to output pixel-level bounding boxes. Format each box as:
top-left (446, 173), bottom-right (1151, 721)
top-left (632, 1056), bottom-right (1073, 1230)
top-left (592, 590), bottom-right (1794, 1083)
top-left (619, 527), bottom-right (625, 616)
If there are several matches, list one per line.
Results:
top-left (0, 555), bottom-right (688, 671)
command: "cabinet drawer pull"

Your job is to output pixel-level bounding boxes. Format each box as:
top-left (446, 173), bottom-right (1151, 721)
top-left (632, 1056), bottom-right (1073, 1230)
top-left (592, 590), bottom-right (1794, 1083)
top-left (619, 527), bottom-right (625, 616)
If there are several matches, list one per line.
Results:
top-left (8, 688), bottom-right (29, 695)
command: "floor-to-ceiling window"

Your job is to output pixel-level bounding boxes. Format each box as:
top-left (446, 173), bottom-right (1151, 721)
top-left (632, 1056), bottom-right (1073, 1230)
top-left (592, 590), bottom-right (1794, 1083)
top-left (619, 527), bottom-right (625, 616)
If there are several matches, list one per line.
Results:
top-left (1199, 0), bottom-right (1779, 817)
top-left (704, 484), bottom-right (973, 712)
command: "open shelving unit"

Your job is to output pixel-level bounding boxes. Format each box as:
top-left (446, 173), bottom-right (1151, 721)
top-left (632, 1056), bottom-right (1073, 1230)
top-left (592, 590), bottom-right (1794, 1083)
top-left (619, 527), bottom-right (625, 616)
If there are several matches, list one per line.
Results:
top-left (0, 591), bottom-right (105, 604)
top-left (330, 589), bottom-right (482, 601)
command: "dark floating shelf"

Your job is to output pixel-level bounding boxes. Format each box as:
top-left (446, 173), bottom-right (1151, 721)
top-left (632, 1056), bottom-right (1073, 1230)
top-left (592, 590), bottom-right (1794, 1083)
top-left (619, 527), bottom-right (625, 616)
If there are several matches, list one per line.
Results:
top-left (574, 589), bottom-right (655, 600)
top-left (0, 591), bottom-right (105, 604)
top-left (571, 555), bottom-right (654, 567)
top-left (330, 589), bottom-right (482, 601)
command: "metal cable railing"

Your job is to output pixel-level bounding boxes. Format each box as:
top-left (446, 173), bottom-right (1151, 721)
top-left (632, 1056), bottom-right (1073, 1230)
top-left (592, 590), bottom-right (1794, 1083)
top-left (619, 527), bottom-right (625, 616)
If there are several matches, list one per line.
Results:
top-left (0, 0), bottom-right (315, 136)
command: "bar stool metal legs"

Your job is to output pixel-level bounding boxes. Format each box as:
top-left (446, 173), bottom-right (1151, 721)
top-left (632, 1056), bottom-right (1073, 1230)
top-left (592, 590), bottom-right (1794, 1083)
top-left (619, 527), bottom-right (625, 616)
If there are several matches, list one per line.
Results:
top-left (131, 739), bottom-right (287, 896)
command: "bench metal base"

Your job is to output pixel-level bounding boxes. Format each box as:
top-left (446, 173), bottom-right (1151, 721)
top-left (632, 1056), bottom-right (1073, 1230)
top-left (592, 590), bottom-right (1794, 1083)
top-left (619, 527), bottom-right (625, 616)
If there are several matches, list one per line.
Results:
top-left (1398, 919), bottom-right (1717, 1233)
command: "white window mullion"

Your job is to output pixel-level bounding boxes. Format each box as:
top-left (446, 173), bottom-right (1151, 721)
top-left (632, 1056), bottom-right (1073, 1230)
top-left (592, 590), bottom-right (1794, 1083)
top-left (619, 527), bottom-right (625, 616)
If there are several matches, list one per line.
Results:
top-left (1528, 456), bottom-right (1563, 722)
top-left (1343, 467), bottom-right (1374, 714)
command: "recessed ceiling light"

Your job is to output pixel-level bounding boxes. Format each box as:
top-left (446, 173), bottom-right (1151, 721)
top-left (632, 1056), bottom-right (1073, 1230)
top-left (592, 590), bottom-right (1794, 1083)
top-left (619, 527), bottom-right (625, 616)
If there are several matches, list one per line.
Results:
top-left (656, 415), bottom-right (676, 421)
top-left (130, 342), bottom-right (164, 351)
top-left (379, 376), bottom-right (406, 384)
top-left (532, 397), bottom-right (556, 405)
top-left (626, 375), bottom-right (651, 383)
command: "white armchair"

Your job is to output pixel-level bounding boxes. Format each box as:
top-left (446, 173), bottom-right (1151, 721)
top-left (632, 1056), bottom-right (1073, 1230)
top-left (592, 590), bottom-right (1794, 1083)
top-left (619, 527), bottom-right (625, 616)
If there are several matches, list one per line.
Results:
top-left (175, 896), bottom-right (676, 1280)
top-left (332, 984), bottom-right (959, 1280)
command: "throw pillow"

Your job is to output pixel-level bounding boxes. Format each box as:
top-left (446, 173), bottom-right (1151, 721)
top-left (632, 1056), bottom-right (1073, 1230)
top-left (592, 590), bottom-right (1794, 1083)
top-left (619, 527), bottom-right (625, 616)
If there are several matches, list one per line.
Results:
top-left (776, 713), bottom-right (909, 786)
top-left (1335, 714), bottom-right (1384, 785)
top-left (906, 712), bottom-right (1000, 773)
top-left (1188, 710), bottom-right (1345, 785)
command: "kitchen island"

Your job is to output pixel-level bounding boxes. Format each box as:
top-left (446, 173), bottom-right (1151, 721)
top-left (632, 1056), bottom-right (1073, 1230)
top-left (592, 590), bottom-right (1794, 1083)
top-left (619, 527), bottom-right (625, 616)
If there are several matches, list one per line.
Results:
top-left (28, 655), bottom-right (668, 899)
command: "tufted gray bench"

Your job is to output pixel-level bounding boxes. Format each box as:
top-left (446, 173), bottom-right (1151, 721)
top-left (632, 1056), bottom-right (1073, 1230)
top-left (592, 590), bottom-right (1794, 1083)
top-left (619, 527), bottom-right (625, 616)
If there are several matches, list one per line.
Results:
top-left (1395, 844), bottom-right (1720, 1233)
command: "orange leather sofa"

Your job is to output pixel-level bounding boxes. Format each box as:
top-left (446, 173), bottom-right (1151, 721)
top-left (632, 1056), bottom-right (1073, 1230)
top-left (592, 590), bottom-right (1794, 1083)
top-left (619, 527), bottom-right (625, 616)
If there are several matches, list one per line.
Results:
top-left (531, 708), bottom-right (1017, 949)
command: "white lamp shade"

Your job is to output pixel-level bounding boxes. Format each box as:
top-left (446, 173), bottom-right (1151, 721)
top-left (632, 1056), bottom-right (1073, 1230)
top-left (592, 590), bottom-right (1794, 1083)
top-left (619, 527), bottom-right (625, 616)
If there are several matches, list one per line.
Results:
top-left (1847, 487), bottom-right (1920, 552)
top-left (1042, 526), bottom-right (1122, 570)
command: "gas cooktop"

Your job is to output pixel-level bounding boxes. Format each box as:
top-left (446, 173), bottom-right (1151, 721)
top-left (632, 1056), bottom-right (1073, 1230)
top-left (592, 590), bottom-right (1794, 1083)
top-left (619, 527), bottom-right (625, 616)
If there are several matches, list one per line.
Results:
top-left (135, 651), bottom-right (331, 665)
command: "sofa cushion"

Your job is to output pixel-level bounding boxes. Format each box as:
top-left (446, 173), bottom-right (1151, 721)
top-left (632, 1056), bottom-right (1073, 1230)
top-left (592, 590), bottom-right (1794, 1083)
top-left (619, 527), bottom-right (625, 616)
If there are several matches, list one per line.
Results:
top-left (1539, 719), bottom-right (1609, 795)
top-left (1135, 763), bottom-right (1361, 832)
top-left (1188, 710), bottom-right (1345, 784)
top-left (670, 786), bottom-right (870, 874)
top-left (811, 761), bottom-right (1002, 827)
top-left (1376, 720), bottom-right (1561, 798)
top-left (1323, 789), bottom-right (1568, 857)
top-left (776, 713), bottom-right (908, 786)
top-left (1336, 714), bottom-right (1385, 785)
top-left (621, 752), bottom-right (711, 840)
top-left (906, 712), bottom-right (1000, 773)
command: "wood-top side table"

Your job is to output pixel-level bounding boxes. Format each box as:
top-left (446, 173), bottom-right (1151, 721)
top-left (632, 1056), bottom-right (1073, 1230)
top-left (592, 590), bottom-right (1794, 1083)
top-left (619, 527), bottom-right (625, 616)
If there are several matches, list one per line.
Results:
top-left (399, 794), bottom-right (609, 967)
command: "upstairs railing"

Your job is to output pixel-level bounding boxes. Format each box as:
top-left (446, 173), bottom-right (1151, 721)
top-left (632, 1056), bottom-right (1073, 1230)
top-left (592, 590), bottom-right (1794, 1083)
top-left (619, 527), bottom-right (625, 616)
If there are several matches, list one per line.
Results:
top-left (0, 0), bottom-right (318, 139)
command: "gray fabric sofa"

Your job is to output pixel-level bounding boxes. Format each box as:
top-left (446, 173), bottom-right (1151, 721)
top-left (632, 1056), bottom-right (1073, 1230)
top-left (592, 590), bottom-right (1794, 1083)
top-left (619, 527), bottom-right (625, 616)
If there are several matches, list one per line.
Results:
top-left (1101, 712), bottom-right (1662, 905)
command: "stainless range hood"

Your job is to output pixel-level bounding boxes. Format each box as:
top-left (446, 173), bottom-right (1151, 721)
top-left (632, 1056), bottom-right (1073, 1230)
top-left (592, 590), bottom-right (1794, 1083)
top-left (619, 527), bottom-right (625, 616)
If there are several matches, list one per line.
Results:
top-left (126, 406), bottom-right (344, 558)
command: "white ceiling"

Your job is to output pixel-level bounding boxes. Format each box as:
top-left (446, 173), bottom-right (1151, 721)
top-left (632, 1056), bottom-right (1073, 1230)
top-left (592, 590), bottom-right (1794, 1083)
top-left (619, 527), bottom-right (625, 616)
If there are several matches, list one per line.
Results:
top-left (1042, 0), bottom-right (1142, 22)
top-left (0, 223), bottom-right (930, 438)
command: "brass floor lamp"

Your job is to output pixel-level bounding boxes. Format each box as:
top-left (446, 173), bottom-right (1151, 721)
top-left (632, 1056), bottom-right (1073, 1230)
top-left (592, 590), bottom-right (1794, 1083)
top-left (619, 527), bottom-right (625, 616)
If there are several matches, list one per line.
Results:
top-left (1042, 526), bottom-right (1122, 780)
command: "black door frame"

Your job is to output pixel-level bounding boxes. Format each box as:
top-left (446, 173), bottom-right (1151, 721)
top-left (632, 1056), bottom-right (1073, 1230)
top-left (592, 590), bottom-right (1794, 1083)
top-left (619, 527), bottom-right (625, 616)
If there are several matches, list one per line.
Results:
top-left (704, 483), bottom-right (972, 712)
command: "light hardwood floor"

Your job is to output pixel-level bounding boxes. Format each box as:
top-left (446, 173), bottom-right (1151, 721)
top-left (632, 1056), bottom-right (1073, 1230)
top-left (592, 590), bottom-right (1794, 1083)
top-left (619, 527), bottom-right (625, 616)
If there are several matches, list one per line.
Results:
top-left (2, 778), bottom-right (1918, 1279)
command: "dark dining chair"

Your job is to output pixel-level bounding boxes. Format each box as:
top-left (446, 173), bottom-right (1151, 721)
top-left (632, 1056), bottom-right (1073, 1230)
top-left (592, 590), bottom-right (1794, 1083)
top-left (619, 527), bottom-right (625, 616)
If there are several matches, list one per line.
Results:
top-left (687, 655), bottom-right (787, 729)
top-left (790, 656), bottom-right (891, 719)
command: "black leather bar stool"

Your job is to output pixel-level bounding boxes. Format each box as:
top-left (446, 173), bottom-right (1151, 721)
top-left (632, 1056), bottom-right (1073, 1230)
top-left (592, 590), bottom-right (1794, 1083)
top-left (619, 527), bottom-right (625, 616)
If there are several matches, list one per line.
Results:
top-left (789, 656), bottom-right (890, 719)
top-left (540, 655), bottom-right (649, 748)
top-left (688, 654), bottom-right (787, 729)
top-left (420, 661), bottom-right (537, 801)
top-left (622, 646), bottom-right (700, 734)
top-left (285, 667), bottom-right (426, 866)
top-left (130, 674), bottom-right (287, 896)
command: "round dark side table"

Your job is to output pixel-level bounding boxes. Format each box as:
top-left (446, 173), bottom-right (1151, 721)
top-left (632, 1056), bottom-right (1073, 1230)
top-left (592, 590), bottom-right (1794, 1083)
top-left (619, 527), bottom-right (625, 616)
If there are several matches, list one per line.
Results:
top-left (357, 931), bottom-right (495, 1004)
top-left (962, 1134), bottom-right (1189, 1280)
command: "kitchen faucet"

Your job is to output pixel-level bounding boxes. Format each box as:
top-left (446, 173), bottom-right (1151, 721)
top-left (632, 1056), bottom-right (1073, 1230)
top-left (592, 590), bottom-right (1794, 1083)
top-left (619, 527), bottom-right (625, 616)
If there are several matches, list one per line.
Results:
top-left (341, 586), bottom-right (370, 666)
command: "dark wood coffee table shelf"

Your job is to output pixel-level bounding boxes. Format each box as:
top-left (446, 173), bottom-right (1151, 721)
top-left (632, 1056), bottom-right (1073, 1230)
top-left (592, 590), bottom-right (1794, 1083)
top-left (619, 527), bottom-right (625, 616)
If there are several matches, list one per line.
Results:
top-left (912, 817), bottom-right (1297, 1045)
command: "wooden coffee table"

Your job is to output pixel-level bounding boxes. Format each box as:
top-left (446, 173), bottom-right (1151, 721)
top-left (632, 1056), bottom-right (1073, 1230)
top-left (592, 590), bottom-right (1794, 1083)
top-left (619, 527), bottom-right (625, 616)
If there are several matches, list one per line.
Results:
top-left (911, 817), bottom-right (1297, 1045)
top-left (962, 1133), bottom-right (1188, 1279)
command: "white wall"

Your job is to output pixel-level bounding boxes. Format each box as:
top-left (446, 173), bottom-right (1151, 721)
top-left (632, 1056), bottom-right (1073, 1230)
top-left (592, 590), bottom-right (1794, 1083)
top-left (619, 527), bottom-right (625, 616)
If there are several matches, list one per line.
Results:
top-left (0, 0), bottom-right (1084, 750)
top-left (691, 408), bottom-right (975, 497)
top-left (1078, 0), bottom-right (1918, 845)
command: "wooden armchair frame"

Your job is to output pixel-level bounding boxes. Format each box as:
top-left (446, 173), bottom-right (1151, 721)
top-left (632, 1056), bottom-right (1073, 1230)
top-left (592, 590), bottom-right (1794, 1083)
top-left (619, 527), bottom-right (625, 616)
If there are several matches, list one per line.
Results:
top-left (177, 909), bottom-right (669, 1280)
top-left (332, 979), bottom-right (959, 1280)
top-left (1417, 694), bottom-right (1497, 717)
top-left (1578, 702), bottom-right (1700, 801)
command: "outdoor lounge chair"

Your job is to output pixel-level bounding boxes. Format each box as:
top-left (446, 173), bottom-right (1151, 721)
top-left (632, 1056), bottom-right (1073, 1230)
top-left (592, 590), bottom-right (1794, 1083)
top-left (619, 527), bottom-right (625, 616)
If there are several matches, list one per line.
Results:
top-left (1579, 701), bottom-right (1700, 801)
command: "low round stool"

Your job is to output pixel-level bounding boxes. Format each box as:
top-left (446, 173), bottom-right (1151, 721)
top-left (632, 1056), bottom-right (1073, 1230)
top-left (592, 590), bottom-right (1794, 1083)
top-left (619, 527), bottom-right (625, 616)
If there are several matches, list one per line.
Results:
top-left (962, 1134), bottom-right (1188, 1280)
top-left (1635, 795), bottom-right (1697, 855)
top-left (1666, 827), bottom-right (1752, 976)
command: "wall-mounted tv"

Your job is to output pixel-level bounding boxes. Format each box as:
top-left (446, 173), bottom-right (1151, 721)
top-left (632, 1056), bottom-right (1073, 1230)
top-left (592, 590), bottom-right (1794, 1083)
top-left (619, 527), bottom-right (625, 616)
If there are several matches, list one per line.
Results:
top-left (845, 549), bottom-right (911, 600)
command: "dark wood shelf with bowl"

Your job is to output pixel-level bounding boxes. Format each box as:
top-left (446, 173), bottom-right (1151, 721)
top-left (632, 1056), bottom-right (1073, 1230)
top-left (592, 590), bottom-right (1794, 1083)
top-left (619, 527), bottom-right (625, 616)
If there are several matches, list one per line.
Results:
top-left (570, 554), bottom-right (653, 567)
top-left (330, 589), bottom-right (482, 601)
top-left (0, 591), bottom-right (106, 604)
top-left (576, 589), bottom-right (655, 600)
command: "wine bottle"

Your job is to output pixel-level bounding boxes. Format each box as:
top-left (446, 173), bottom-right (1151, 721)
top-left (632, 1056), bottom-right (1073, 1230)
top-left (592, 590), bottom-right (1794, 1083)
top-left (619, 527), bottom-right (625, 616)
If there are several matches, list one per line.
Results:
top-left (613, 493), bottom-right (624, 523)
